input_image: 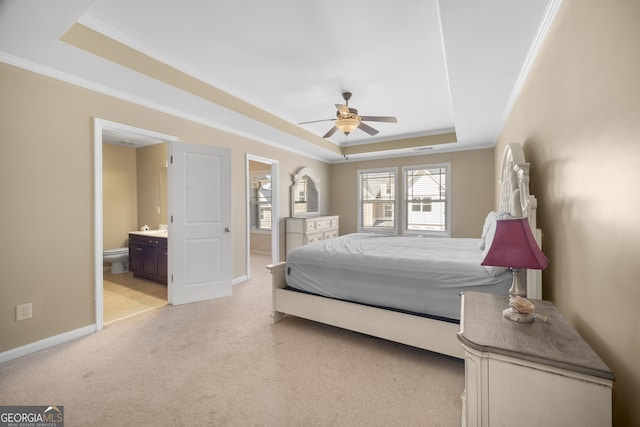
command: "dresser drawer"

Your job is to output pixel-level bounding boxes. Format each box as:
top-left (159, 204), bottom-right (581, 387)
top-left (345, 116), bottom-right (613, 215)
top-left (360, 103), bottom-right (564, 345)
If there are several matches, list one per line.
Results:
top-left (306, 232), bottom-right (324, 244)
top-left (305, 221), bottom-right (316, 232)
top-left (324, 230), bottom-right (338, 240)
top-left (315, 219), bottom-right (332, 230)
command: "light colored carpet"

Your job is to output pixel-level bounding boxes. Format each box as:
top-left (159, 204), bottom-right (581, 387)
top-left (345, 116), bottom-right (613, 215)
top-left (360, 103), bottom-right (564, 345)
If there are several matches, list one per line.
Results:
top-left (103, 270), bottom-right (167, 324)
top-left (0, 254), bottom-right (464, 426)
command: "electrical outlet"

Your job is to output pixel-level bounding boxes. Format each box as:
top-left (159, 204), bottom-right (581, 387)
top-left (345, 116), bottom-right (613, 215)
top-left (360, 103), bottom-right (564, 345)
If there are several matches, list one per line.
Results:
top-left (16, 303), bottom-right (32, 321)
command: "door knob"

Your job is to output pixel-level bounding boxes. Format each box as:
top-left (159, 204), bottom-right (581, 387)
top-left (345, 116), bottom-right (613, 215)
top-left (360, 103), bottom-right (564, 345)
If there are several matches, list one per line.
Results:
top-left (225, 227), bottom-right (231, 232)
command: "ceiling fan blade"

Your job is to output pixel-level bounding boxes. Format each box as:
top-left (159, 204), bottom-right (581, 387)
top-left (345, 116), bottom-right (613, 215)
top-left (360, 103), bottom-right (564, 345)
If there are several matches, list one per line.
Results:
top-left (359, 116), bottom-right (398, 123)
top-left (335, 104), bottom-right (350, 115)
top-left (298, 118), bottom-right (336, 125)
top-left (358, 122), bottom-right (379, 136)
top-left (322, 126), bottom-right (339, 138)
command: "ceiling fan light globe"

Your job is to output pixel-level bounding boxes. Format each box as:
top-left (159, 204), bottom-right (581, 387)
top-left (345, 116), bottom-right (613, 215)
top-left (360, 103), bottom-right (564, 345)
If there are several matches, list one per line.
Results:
top-left (336, 117), bottom-right (360, 135)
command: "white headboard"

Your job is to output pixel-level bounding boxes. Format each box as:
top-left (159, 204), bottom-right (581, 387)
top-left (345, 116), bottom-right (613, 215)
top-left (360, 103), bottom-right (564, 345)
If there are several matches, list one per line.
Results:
top-left (499, 143), bottom-right (543, 299)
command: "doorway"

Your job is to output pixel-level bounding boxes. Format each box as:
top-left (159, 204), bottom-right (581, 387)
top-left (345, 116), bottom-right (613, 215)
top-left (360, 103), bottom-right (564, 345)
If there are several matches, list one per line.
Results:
top-left (246, 154), bottom-right (279, 279)
top-left (95, 119), bottom-right (234, 328)
top-left (101, 135), bottom-right (169, 324)
top-left (94, 119), bottom-right (179, 330)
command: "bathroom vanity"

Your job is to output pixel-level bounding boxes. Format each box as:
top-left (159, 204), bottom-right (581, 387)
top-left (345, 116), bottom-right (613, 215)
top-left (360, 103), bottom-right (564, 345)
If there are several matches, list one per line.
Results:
top-left (129, 232), bottom-right (167, 285)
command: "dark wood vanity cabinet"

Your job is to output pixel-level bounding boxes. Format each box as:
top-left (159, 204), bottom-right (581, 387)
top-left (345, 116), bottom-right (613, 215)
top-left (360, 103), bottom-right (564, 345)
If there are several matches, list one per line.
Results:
top-left (129, 234), bottom-right (167, 285)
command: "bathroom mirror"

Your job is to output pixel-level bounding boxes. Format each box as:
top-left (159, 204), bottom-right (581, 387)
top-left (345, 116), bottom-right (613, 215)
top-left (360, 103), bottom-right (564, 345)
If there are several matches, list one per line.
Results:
top-left (291, 167), bottom-right (319, 217)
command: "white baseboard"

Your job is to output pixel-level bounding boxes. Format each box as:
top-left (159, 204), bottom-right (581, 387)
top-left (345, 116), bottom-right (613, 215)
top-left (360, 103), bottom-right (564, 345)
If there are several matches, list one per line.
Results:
top-left (232, 275), bottom-right (248, 286)
top-left (0, 324), bottom-right (96, 364)
top-left (250, 250), bottom-right (271, 256)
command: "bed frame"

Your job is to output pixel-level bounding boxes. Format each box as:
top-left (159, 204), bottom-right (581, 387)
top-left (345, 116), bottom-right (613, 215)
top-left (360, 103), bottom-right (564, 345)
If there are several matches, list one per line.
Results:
top-left (267, 143), bottom-right (542, 359)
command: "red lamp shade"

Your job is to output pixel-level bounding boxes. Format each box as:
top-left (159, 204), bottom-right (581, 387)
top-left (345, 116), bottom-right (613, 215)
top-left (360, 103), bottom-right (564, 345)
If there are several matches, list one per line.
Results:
top-left (481, 218), bottom-right (549, 270)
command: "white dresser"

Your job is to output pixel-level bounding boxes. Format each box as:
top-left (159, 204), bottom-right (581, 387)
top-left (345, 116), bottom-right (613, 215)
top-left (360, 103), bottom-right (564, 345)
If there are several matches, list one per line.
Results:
top-left (286, 215), bottom-right (339, 255)
top-left (458, 292), bottom-right (613, 427)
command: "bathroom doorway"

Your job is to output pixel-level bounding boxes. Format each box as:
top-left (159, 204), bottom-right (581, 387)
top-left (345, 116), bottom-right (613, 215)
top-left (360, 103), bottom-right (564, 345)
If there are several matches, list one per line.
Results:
top-left (102, 135), bottom-right (169, 324)
top-left (95, 119), bottom-right (179, 329)
top-left (245, 154), bottom-right (279, 279)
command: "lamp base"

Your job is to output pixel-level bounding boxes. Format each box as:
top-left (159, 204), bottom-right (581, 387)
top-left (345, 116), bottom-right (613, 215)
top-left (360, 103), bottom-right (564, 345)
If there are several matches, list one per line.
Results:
top-left (503, 307), bottom-right (535, 323)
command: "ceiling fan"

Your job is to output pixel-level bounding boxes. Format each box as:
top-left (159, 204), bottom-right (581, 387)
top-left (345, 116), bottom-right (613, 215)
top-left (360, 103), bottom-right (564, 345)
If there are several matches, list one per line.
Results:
top-left (299, 92), bottom-right (398, 138)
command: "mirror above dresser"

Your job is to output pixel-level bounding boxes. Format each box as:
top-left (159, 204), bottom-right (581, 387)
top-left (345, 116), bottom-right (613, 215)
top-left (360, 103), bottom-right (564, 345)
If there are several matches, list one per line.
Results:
top-left (287, 167), bottom-right (339, 256)
top-left (291, 167), bottom-right (320, 218)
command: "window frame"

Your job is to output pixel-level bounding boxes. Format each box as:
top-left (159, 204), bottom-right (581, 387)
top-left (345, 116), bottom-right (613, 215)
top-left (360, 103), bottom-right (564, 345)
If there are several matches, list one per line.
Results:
top-left (357, 163), bottom-right (452, 236)
top-left (357, 167), bottom-right (399, 234)
top-left (249, 170), bottom-right (272, 232)
top-left (401, 163), bottom-right (451, 237)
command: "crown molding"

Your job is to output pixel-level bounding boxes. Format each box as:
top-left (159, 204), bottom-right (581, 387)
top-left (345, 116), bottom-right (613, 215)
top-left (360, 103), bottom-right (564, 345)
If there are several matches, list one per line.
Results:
top-left (501, 0), bottom-right (564, 126)
top-left (0, 52), bottom-right (333, 162)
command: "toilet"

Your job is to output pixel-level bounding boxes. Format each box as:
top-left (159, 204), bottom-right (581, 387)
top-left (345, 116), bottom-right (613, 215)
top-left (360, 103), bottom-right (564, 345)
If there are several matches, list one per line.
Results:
top-left (103, 247), bottom-right (129, 274)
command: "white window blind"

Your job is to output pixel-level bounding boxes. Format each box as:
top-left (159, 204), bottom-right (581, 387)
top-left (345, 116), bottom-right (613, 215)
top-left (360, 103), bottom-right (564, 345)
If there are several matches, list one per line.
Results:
top-left (358, 168), bottom-right (397, 232)
top-left (404, 165), bottom-right (449, 234)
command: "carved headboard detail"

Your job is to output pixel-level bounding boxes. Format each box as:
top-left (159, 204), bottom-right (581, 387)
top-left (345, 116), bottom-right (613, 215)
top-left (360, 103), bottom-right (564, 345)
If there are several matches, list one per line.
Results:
top-left (499, 143), bottom-right (543, 299)
top-left (499, 143), bottom-right (538, 231)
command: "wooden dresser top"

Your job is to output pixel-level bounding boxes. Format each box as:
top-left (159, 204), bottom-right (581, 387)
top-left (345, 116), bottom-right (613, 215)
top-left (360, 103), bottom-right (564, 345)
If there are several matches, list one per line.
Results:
top-left (458, 291), bottom-right (613, 380)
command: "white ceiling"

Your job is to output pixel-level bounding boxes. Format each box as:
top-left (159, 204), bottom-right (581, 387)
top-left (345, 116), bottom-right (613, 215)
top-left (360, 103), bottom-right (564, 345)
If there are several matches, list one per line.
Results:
top-left (0, 0), bottom-right (559, 162)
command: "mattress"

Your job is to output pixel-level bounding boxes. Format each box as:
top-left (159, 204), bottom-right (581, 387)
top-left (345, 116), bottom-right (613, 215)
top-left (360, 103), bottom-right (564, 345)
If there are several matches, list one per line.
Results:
top-left (285, 233), bottom-right (512, 321)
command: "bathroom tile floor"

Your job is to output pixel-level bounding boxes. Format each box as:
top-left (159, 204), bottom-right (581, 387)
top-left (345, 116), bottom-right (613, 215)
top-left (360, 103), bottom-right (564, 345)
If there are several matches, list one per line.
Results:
top-left (103, 271), bottom-right (167, 324)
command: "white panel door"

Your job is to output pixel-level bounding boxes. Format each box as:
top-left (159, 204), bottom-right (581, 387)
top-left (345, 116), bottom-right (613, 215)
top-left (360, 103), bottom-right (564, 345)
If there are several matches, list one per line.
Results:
top-left (169, 142), bottom-right (232, 305)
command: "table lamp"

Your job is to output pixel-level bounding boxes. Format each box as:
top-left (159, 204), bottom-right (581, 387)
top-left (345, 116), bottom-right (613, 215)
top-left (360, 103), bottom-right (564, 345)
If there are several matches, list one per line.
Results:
top-left (481, 217), bottom-right (549, 322)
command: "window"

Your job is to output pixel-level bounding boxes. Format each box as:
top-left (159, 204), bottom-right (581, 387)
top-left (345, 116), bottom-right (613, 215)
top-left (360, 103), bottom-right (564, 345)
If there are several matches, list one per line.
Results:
top-left (404, 164), bottom-right (450, 235)
top-left (250, 174), bottom-right (272, 231)
top-left (357, 164), bottom-right (451, 236)
top-left (358, 168), bottom-right (397, 232)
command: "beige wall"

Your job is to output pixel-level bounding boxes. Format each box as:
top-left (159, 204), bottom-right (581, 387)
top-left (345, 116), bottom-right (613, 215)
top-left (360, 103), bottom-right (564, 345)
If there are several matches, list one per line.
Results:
top-left (0, 62), bottom-right (329, 352)
top-left (249, 232), bottom-right (271, 255)
top-left (495, 1), bottom-right (640, 424)
top-left (103, 143), bottom-right (137, 250)
top-left (136, 143), bottom-right (168, 230)
top-left (103, 142), bottom-right (167, 254)
top-left (329, 148), bottom-right (495, 238)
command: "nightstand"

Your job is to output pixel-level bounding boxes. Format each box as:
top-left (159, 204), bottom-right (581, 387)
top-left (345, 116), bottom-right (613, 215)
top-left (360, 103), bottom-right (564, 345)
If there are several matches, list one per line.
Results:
top-left (458, 292), bottom-right (613, 427)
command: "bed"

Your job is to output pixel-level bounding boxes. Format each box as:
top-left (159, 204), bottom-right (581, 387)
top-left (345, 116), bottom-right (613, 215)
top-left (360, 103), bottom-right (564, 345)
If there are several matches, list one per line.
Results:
top-left (267, 143), bottom-right (543, 359)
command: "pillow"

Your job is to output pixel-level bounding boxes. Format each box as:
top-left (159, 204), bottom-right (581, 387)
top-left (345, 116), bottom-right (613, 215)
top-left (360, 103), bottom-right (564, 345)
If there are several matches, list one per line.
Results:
top-left (480, 212), bottom-right (512, 276)
top-left (478, 211), bottom-right (498, 250)
top-left (478, 211), bottom-right (511, 249)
